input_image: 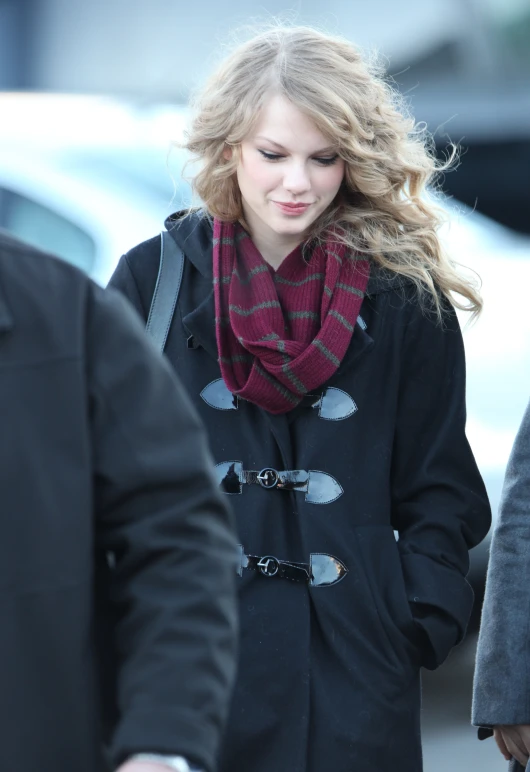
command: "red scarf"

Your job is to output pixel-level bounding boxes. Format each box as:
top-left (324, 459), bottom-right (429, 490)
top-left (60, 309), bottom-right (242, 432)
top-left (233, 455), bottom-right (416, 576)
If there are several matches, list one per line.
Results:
top-left (213, 219), bottom-right (370, 414)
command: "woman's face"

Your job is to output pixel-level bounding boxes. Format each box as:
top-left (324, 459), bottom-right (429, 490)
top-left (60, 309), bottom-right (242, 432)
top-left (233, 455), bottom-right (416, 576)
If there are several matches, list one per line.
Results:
top-left (236, 93), bottom-right (345, 248)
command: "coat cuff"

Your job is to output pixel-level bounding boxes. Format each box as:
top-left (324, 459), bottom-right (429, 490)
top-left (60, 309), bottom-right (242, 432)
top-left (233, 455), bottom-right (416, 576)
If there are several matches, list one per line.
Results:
top-left (401, 553), bottom-right (474, 669)
top-left (110, 706), bottom-right (219, 772)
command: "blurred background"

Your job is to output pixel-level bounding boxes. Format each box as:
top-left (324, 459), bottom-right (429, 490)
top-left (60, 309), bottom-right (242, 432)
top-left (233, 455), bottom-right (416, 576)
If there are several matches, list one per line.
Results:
top-left (1, 0), bottom-right (529, 769)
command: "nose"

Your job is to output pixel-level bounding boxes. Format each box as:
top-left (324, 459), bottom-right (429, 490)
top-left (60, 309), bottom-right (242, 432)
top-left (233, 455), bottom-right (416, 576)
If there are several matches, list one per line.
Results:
top-left (283, 161), bottom-right (311, 195)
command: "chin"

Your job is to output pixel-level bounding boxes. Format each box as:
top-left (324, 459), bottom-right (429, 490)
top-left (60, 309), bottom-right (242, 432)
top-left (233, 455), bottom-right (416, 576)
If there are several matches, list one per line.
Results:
top-left (272, 224), bottom-right (308, 239)
top-left (270, 215), bottom-right (314, 234)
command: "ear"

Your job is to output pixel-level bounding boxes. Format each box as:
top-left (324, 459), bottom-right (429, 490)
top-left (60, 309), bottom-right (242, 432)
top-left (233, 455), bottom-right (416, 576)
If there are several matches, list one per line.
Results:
top-left (223, 144), bottom-right (233, 161)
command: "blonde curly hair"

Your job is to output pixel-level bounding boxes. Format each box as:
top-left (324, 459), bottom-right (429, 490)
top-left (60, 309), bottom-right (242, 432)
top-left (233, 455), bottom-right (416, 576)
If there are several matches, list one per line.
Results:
top-left (184, 24), bottom-right (481, 318)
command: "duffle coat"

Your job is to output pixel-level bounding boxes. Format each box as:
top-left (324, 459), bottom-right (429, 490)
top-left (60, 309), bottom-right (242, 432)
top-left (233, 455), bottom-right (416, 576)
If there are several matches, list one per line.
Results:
top-left (110, 210), bottom-right (492, 772)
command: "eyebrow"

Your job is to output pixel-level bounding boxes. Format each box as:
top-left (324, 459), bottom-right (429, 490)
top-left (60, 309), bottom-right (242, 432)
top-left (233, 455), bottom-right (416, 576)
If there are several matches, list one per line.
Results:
top-left (254, 136), bottom-right (337, 154)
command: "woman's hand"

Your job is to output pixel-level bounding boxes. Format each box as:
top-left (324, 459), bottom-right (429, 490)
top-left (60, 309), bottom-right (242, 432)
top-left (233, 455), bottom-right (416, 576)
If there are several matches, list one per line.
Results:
top-left (116, 761), bottom-right (174, 772)
top-left (494, 725), bottom-right (530, 766)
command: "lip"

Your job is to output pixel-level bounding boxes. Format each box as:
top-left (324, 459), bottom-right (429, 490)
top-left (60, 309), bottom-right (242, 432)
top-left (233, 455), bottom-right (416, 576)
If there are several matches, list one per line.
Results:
top-left (272, 201), bottom-right (312, 215)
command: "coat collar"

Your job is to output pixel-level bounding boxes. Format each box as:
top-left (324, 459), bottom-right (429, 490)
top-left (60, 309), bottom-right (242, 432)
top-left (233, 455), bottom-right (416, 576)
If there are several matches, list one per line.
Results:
top-left (165, 209), bottom-right (214, 280)
top-left (165, 208), bottom-right (408, 295)
top-left (164, 211), bottom-right (215, 356)
top-left (165, 209), bottom-right (401, 366)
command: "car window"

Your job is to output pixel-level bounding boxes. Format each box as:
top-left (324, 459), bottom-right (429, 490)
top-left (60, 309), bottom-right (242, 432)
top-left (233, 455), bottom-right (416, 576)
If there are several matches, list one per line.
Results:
top-left (0, 187), bottom-right (96, 273)
top-left (60, 147), bottom-right (194, 209)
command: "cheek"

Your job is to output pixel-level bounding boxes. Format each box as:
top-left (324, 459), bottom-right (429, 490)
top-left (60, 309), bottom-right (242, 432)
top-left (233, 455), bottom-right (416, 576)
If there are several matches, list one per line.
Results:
top-left (238, 156), bottom-right (279, 194)
top-left (321, 162), bottom-right (345, 196)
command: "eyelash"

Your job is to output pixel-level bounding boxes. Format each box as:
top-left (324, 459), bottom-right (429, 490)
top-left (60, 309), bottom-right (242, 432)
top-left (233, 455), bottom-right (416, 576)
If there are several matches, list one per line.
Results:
top-left (258, 150), bottom-right (339, 166)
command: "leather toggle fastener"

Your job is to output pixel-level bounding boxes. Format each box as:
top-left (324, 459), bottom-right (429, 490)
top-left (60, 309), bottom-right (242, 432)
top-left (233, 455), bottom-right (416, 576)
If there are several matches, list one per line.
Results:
top-left (256, 468), bottom-right (279, 489)
top-left (201, 379), bottom-right (357, 420)
top-left (215, 461), bottom-right (343, 504)
top-left (237, 545), bottom-right (348, 587)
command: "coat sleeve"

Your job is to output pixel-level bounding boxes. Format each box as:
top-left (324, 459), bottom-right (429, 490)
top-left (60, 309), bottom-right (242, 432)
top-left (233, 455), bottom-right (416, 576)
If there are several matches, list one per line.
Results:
top-left (391, 297), bottom-right (491, 670)
top-left (472, 397), bottom-right (530, 728)
top-left (87, 282), bottom-right (238, 772)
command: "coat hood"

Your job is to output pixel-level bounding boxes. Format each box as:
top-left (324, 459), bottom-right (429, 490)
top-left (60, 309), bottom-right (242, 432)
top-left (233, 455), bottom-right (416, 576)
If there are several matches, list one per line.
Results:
top-left (164, 209), bottom-right (407, 296)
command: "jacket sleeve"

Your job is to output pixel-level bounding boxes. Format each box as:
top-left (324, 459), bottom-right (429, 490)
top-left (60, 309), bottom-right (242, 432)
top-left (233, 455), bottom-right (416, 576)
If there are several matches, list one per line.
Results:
top-left (472, 397), bottom-right (530, 728)
top-left (86, 282), bottom-right (238, 772)
top-left (391, 297), bottom-right (491, 670)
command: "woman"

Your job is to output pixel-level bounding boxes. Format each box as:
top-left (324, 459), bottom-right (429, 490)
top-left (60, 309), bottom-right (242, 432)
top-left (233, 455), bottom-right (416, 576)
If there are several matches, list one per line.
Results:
top-left (109, 25), bottom-right (491, 772)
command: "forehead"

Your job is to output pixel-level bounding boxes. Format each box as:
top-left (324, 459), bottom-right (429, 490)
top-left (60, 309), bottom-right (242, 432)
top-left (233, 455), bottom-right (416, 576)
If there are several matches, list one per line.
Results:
top-left (250, 93), bottom-right (333, 150)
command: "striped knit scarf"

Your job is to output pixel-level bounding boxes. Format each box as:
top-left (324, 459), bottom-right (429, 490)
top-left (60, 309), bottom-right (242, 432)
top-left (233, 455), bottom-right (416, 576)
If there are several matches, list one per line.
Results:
top-left (213, 219), bottom-right (370, 414)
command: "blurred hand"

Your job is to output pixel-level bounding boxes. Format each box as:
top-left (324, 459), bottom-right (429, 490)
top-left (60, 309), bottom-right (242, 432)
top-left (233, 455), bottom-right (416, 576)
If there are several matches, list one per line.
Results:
top-left (115, 761), bottom-right (174, 772)
top-left (494, 725), bottom-right (530, 767)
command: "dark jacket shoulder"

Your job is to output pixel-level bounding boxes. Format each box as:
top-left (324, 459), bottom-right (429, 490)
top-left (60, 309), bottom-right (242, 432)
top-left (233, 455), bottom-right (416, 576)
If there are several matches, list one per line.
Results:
top-left (112, 210), bottom-right (211, 320)
top-left (0, 228), bottom-right (91, 298)
top-left (0, 229), bottom-right (158, 368)
top-left (115, 234), bottom-right (162, 320)
top-left (0, 230), bottom-right (95, 359)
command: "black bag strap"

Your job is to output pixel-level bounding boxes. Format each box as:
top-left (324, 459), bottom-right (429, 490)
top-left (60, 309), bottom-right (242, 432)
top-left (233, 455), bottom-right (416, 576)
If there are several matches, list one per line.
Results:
top-left (145, 230), bottom-right (184, 352)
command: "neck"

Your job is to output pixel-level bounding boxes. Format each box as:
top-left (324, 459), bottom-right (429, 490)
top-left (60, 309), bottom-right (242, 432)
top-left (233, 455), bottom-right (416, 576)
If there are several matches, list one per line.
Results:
top-left (240, 210), bottom-right (303, 270)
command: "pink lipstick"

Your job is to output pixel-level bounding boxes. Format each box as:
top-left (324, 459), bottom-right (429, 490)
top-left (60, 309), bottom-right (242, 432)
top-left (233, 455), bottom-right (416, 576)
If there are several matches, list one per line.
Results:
top-left (273, 201), bottom-right (311, 216)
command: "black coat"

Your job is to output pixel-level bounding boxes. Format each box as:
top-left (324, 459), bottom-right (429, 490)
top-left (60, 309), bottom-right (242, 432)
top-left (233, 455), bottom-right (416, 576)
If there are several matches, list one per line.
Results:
top-left (0, 231), bottom-right (238, 772)
top-left (110, 211), bottom-right (492, 772)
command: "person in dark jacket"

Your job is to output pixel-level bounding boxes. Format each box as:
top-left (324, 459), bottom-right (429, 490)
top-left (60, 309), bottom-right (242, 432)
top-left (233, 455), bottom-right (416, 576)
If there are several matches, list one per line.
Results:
top-left (109, 25), bottom-right (491, 772)
top-left (0, 229), bottom-right (238, 772)
top-left (473, 397), bottom-right (530, 772)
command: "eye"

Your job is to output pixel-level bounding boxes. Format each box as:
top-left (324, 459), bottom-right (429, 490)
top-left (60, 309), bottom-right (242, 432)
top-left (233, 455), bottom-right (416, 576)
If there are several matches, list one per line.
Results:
top-left (258, 149), bottom-right (284, 161)
top-left (313, 155), bottom-right (339, 167)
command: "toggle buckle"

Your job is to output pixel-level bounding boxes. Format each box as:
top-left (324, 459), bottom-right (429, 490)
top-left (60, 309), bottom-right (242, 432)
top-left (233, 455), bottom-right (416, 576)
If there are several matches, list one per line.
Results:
top-left (237, 545), bottom-right (348, 587)
top-left (215, 461), bottom-right (343, 504)
top-left (257, 555), bottom-right (280, 576)
top-left (257, 468), bottom-right (279, 489)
